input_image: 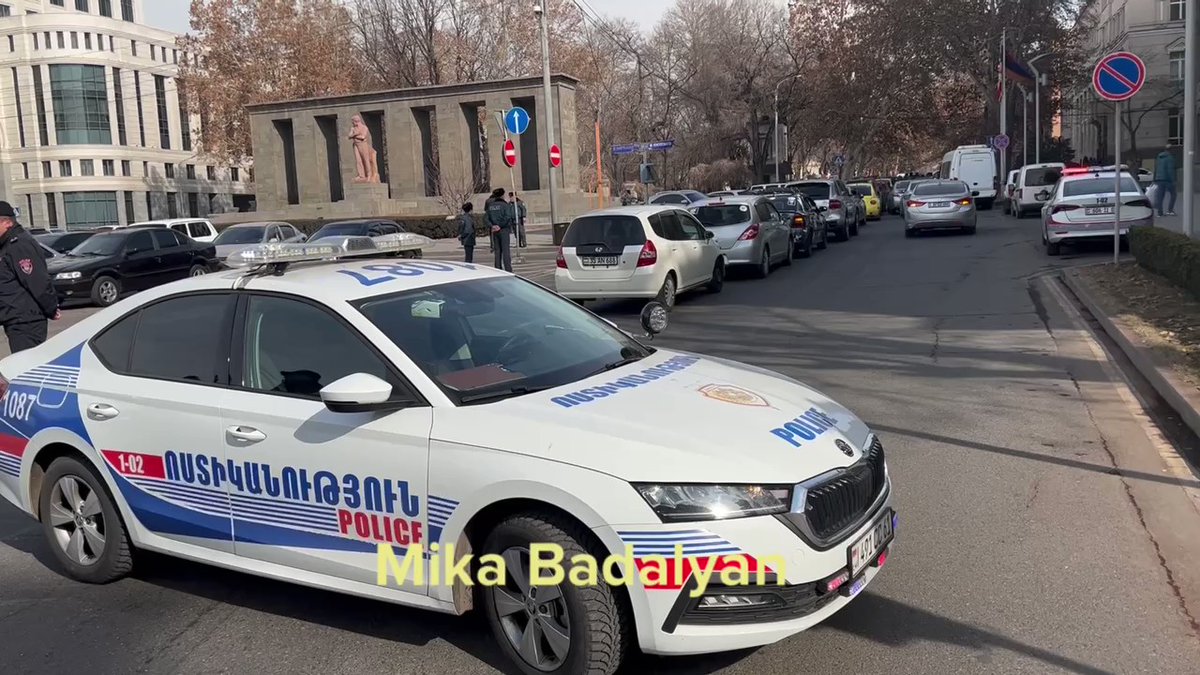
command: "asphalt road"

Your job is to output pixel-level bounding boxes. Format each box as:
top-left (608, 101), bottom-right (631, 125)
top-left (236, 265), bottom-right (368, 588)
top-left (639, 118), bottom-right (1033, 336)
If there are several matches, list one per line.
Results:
top-left (4, 210), bottom-right (1200, 674)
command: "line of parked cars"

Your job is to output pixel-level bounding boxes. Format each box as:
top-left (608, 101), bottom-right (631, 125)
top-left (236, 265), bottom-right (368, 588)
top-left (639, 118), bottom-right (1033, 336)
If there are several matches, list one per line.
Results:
top-left (32, 217), bottom-right (418, 307)
top-left (556, 179), bottom-right (879, 308)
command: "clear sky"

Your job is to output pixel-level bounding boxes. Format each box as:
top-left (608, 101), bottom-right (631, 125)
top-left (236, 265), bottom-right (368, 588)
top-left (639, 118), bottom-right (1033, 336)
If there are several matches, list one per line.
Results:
top-left (143, 0), bottom-right (675, 35)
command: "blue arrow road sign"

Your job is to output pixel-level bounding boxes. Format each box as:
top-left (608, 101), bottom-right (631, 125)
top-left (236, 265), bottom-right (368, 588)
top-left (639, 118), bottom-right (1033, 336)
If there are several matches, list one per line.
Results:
top-left (612, 144), bottom-right (641, 155)
top-left (647, 140), bottom-right (675, 151)
top-left (504, 107), bottom-right (530, 135)
top-left (1092, 51), bottom-right (1146, 102)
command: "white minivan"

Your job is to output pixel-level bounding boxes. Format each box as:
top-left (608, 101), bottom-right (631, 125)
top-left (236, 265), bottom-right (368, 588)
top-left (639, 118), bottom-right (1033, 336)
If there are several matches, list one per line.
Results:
top-left (1010, 162), bottom-right (1065, 218)
top-left (131, 218), bottom-right (219, 243)
top-left (940, 145), bottom-right (998, 210)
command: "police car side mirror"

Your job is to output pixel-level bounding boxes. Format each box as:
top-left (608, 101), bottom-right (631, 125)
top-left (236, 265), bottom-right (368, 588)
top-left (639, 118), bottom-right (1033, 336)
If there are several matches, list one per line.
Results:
top-left (320, 373), bottom-right (406, 413)
top-left (640, 302), bottom-right (669, 338)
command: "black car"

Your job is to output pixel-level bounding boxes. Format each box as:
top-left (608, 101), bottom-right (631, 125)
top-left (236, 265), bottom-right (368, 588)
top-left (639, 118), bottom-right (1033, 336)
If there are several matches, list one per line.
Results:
top-left (764, 192), bottom-right (828, 258)
top-left (47, 225), bottom-right (217, 307)
top-left (307, 219), bottom-right (421, 258)
top-left (36, 230), bottom-right (98, 254)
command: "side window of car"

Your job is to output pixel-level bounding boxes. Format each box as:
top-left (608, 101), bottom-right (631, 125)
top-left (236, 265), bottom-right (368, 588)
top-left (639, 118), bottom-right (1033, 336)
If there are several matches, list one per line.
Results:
top-left (189, 222), bottom-right (209, 238)
top-left (171, 230), bottom-right (191, 247)
top-left (240, 295), bottom-right (396, 399)
top-left (151, 229), bottom-right (179, 249)
top-left (754, 201), bottom-right (774, 222)
top-left (367, 224), bottom-right (384, 237)
top-left (169, 223), bottom-right (188, 236)
top-left (676, 211), bottom-right (704, 240)
top-left (648, 213), bottom-right (669, 239)
top-left (126, 293), bottom-right (235, 383)
top-left (266, 225), bottom-right (282, 242)
top-left (91, 311), bottom-right (140, 372)
top-left (125, 231), bottom-right (154, 254)
top-left (380, 223), bottom-right (400, 235)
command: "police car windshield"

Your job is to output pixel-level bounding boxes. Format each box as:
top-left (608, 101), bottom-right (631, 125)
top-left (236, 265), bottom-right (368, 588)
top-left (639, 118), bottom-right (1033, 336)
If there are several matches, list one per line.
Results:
top-left (214, 226), bottom-right (266, 245)
top-left (354, 277), bottom-right (652, 405)
top-left (69, 232), bottom-right (124, 256)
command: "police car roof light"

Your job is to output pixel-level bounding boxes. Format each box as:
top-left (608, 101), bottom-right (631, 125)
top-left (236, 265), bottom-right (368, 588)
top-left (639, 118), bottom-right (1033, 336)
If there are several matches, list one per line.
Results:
top-left (224, 233), bottom-right (434, 270)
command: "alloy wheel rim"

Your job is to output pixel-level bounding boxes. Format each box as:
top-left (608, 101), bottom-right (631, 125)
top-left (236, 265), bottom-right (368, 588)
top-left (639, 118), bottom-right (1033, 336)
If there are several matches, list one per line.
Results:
top-left (762, 250), bottom-right (769, 275)
top-left (49, 476), bottom-right (105, 566)
top-left (664, 277), bottom-right (676, 307)
top-left (99, 281), bottom-right (117, 303)
top-left (190, 267), bottom-right (206, 277)
top-left (493, 547), bottom-right (571, 671)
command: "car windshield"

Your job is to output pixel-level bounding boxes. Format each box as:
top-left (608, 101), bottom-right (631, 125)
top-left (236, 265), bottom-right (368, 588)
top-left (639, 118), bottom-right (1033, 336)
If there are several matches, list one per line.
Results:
top-left (1024, 168), bottom-right (1061, 187)
top-left (310, 223), bottom-right (368, 240)
top-left (356, 277), bottom-right (652, 404)
top-left (792, 183), bottom-right (830, 200)
top-left (912, 182), bottom-right (968, 197)
top-left (692, 204), bottom-right (752, 227)
top-left (651, 194), bottom-right (687, 204)
top-left (1063, 177), bottom-right (1139, 197)
top-left (562, 215), bottom-right (646, 249)
top-left (214, 226), bottom-right (266, 245)
top-left (70, 232), bottom-right (124, 256)
top-left (895, 181), bottom-right (911, 191)
top-left (766, 195), bottom-right (801, 213)
top-left (849, 184), bottom-right (872, 196)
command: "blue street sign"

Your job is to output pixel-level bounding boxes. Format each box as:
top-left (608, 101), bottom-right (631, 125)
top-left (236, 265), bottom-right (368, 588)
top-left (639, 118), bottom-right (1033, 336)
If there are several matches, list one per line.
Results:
top-left (992, 134), bottom-right (1009, 150)
top-left (647, 140), bottom-right (675, 151)
top-left (504, 107), bottom-right (530, 135)
top-left (1092, 51), bottom-right (1146, 102)
top-left (612, 144), bottom-right (641, 156)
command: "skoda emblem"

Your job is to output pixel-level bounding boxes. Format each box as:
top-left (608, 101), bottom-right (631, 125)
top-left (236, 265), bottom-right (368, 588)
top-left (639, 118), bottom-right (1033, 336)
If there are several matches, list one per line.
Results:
top-left (835, 439), bottom-right (855, 457)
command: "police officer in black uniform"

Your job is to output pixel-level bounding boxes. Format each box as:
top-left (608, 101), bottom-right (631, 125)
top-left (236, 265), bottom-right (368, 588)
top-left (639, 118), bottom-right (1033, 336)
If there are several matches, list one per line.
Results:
top-left (0, 202), bottom-right (59, 353)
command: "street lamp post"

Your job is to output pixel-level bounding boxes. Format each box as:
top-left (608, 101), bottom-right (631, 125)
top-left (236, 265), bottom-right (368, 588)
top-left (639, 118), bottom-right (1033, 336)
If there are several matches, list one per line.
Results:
top-left (774, 74), bottom-right (801, 183)
top-left (1182, 0), bottom-right (1195, 237)
top-left (1018, 84), bottom-right (1030, 168)
top-left (535, 0), bottom-right (558, 227)
top-left (1028, 53), bottom-right (1051, 164)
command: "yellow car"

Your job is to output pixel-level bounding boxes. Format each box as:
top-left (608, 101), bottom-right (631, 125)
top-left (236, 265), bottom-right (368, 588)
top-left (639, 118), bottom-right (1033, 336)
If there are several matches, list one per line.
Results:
top-left (849, 183), bottom-right (883, 220)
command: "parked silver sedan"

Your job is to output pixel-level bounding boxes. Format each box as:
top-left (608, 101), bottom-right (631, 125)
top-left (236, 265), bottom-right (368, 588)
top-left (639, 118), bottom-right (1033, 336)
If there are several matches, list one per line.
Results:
top-left (212, 221), bottom-right (307, 265)
top-left (689, 195), bottom-right (792, 278)
top-left (903, 180), bottom-right (978, 237)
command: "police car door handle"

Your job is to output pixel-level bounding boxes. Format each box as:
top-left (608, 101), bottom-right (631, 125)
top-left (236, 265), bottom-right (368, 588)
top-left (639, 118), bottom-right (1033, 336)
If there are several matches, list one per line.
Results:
top-left (226, 426), bottom-right (267, 443)
top-left (86, 403), bottom-right (119, 420)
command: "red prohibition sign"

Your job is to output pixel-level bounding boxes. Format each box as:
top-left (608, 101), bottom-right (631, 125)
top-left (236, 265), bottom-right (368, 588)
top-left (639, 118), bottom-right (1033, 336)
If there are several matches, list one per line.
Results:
top-left (1092, 51), bottom-right (1146, 102)
top-left (502, 139), bottom-right (517, 168)
top-left (549, 144), bottom-right (562, 168)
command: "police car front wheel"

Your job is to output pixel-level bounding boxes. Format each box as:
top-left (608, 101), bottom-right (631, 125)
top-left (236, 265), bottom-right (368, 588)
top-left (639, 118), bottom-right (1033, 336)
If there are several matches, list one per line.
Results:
top-left (39, 456), bottom-right (133, 584)
top-left (482, 512), bottom-right (631, 675)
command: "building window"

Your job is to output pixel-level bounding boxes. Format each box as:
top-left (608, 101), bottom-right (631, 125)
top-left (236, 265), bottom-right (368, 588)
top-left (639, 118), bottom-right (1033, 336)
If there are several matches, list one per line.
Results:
top-left (10, 68), bottom-right (25, 148)
top-left (59, 160), bottom-right (72, 177)
top-left (102, 159), bottom-right (114, 176)
top-left (70, 32), bottom-right (78, 49)
top-left (45, 32), bottom-right (52, 49)
top-left (50, 64), bottom-right (112, 144)
top-left (75, 0), bottom-right (88, 11)
top-left (142, 160), bottom-right (148, 176)
top-left (123, 191), bottom-right (134, 224)
top-left (231, 167), bottom-right (240, 182)
top-left (178, 80), bottom-right (192, 151)
top-left (64, 192), bottom-right (119, 230)
top-left (32, 33), bottom-right (37, 50)
top-left (1168, 108), bottom-right (1183, 145)
top-left (109, 36), bottom-right (115, 52)
top-left (144, 191), bottom-right (153, 219)
top-left (1169, 0), bottom-right (1185, 21)
top-left (84, 33), bottom-right (92, 50)
top-left (206, 166), bottom-right (216, 181)
top-left (165, 163), bottom-right (175, 179)
top-left (121, 0), bottom-right (132, 22)
top-left (42, 161), bottom-right (51, 178)
top-left (187, 192), bottom-right (198, 217)
top-left (112, 67), bottom-right (127, 145)
top-left (51, 0), bottom-right (64, 5)
top-left (11, 35), bottom-right (17, 52)
top-left (46, 194), bottom-right (58, 228)
top-left (149, 45), bottom-right (155, 61)
top-left (1170, 50), bottom-right (1185, 82)
top-left (130, 40), bottom-right (136, 57)
top-left (185, 164), bottom-right (195, 180)
top-left (173, 49), bottom-right (178, 65)
top-left (81, 159), bottom-right (94, 176)
top-left (99, 0), bottom-right (111, 17)
top-left (167, 192), bottom-right (178, 218)
top-left (154, 75), bottom-right (170, 149)
top-left (25, 195), bottom-right (34, 226)
top-left (32, 66), bottom-right (50, 146)
top-left (21, 163), bottom-right (28, 180)
top-left (121, 160), bottom-right (130, 176)
top-left (134, 71), bottom-right (145, 146)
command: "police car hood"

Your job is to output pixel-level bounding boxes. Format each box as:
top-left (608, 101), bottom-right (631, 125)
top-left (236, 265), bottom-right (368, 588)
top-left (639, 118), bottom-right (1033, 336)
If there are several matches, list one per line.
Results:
top-left (438, 351), bottom-right (873, 484)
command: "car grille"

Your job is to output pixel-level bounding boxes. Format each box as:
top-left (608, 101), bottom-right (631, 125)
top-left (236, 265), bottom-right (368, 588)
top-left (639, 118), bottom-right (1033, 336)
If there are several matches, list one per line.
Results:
top-left (803, 437), bottom-right (887, 542)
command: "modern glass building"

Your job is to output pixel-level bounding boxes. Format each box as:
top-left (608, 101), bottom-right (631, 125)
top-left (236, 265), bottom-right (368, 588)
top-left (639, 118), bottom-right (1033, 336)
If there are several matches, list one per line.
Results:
top-left (0, 0), bottom-right (254, 230)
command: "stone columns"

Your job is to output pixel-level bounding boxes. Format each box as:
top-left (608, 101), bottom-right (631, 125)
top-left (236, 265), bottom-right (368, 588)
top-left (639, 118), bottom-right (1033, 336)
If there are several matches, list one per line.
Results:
top-left (436, 102), bottom-right (472, 197)
top-left (293, 115), bottom-right (323, 204)
top-left (251, 116), bottom-right (282, 211)
top-left (387, 104), bottom-right (423, 198)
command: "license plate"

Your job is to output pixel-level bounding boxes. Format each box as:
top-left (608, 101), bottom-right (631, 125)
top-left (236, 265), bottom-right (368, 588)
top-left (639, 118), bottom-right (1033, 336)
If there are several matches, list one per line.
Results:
top-left (1085, 206), bottom-right (1114, 216)
top-left (581, 256), bottom-right (619, 267)
top-left (848, 509), bottom-right (894, 577)
top-left (930, 201), bottom-right (950, 208)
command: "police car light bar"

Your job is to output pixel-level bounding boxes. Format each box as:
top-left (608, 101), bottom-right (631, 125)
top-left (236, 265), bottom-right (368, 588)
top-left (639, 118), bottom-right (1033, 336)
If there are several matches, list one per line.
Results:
top-left (224, 233), bottom-right (435, 269)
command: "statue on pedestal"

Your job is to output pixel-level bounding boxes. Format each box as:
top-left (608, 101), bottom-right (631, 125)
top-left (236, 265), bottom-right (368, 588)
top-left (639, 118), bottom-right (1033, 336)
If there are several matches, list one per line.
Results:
top-left (349, 114), bottom-right (379, 183)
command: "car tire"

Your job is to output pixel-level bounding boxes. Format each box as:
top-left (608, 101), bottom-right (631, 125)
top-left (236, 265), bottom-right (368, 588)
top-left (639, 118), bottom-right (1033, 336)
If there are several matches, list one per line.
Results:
top-left (481, 512), bottom-right (632, 675)
top-left (798, 232), bottom-right (813, 258)
top-left (90, 276), bottom-right (121, 307)
top-left (836, 225), bottom-right (850, 242)
top-left (964, 226), bottom-right (977, 235)
top-left (656, 273), bottom-right (677, 309)
top-left (755, 248), bottom-right (770, 278)
top-left (1046, 240), bottom-right (1061, 256)
top-left (39, 456), bottom-right (133, 584)
top-left (816, 229), bottom-right (828, 250)
top-left (782, 242), bottom-right (793, 267)
top-left (188, 264), bottom-right (208, 277)
top-left (707, 260), bottom-right (725, 293)
top-left (849, 219), bottom-right (859, 237)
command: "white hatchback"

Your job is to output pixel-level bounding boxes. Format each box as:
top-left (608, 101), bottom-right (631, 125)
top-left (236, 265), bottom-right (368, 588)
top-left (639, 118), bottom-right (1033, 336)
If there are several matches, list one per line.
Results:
top-left (554, 206), bottom-right (726, 309)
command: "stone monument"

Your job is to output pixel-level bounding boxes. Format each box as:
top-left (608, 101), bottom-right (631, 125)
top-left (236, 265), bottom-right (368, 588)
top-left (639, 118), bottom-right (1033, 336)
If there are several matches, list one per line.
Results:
top-left (349, 114), bottom-right (380, 183)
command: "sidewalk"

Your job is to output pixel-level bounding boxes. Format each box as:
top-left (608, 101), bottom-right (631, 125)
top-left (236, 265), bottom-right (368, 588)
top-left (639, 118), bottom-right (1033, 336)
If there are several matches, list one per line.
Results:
top-left (421, 224), bottom-right (558, 285)
top-left (1154, 190), bottom-right (1198, 238)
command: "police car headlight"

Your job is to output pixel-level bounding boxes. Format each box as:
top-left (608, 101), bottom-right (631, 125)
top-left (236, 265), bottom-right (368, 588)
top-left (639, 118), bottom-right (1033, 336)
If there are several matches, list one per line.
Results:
top-left (55, 272), bottom-right (82, 280)
top-left (633, 484), bottom-right (792, 522)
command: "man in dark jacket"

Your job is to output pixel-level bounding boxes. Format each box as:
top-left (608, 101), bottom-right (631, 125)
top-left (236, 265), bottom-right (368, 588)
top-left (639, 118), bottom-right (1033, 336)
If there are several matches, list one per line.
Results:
top-left (457, 202), bottom-right (477, 263)
top-left (0, 202), bottom-right (59, 353)
top-left (485, 189), bottom-right (515, 272)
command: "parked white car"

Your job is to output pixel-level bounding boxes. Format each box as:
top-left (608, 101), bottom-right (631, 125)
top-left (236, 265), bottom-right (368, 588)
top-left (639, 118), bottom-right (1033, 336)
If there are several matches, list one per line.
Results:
top-left (555, 206), bottom-right (726, 308)
top-left (132, 218), bottom-right (219, 243)
top-left (1039, 167), bottom-right (1153, 255)
top-left (1010, 163), bottom-right (1065, 218)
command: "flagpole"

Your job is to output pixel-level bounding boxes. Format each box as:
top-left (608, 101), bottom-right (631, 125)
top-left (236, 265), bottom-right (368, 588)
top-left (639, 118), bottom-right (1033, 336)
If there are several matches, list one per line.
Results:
top-left (1000, 28), bottom-right (1007, 192)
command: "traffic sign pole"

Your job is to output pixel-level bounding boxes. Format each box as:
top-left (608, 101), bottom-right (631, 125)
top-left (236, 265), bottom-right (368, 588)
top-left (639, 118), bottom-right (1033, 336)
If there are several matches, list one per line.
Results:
top-left (1114, 100), bottom-right (1122, 265)
top-left (1092, 51), bottom-right (1147, 263)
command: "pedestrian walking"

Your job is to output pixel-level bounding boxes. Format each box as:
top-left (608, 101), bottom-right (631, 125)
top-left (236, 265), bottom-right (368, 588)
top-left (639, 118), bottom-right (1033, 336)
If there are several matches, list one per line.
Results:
top-left (1153, 146), bottom-right (1177, 217)
top-left (485, 188), bottom-right (503, 253)
top-left (0, 201), bottom-right (59, 353)
top-left (509, 192), bottom-right (528, 248)
top-left (458, 202), bottom-right (477, 263)
top-left (485, 189), bottom-right (515, 272)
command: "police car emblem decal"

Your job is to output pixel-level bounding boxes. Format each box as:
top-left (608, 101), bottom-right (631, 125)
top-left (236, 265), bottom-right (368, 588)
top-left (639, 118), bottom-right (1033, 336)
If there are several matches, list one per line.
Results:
top-left (18, 258), bottom-right (32, 275)
top-left (698, 384), bottom-right (770, 407)
top-left (835, 439), bottom-right (855, 457)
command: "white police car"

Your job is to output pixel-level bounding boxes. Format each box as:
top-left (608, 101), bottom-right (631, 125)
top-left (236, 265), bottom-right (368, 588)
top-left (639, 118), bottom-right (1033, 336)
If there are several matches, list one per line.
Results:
top-left (0, 235), bottom-right (894, 675)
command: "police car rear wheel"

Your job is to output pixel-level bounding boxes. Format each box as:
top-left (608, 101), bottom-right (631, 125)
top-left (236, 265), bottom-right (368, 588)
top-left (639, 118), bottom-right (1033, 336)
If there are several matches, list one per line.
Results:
top-left (39, 456), bottom-right (132, 584)
top-left (91, 276), bottom-right (121, 307)
top-left (482, 513), bottom-right (630, 675)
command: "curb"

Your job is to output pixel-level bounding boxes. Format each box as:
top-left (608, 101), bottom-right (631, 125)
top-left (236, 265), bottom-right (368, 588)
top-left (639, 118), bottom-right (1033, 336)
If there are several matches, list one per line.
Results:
top-left (1061, 270), bottom-right (1200, 440)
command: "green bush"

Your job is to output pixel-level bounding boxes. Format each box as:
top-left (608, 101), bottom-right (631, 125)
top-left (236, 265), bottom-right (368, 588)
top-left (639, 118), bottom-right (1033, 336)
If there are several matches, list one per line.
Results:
top-left (216, 214), bottom-right (488, 240)
top-left (1129, 226), bottom-right (1200, 300)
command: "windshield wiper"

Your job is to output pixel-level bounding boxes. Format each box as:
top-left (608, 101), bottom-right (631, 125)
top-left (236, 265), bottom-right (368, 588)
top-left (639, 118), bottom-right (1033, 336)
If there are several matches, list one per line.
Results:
top-left (584, 354), bottom-right (645, 379)
top-left (458, 385), bottom-right (555, 405)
